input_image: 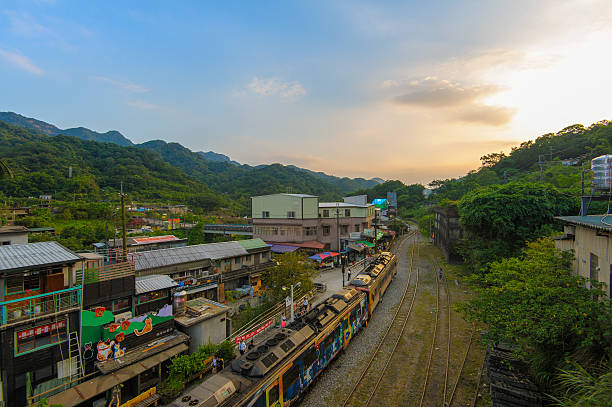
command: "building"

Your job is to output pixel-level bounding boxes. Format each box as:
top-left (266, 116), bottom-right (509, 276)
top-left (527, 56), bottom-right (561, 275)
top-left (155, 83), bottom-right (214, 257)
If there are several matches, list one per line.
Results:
top-left (174, 297), bottom-right (231, 353)
top-left (555, 215), bottom-right (612, 297)
top-left (103, 234), bottom-right (188, 253)
top-left (433, 206), bottom-right (463, 263)
top-left (251, 193), bottom-right (376, 251)
top-left (0, 242), bottom-right (83, 407)
top-left (130, 239), bottom-right (273, 303)
top-left (0, 226), bottom-right (28, 246)
top-left (317, 202), bottom-right (375, 251)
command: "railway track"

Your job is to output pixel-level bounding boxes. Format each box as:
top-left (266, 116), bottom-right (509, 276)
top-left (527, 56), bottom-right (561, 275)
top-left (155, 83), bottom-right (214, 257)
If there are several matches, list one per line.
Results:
top-left (340, 231), bottom-right (420, 407)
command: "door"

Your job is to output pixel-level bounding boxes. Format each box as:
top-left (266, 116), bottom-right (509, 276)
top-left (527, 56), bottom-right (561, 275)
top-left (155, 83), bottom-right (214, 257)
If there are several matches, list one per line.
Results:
top-left (46, 273), bottom-right (64, 292)
top-left (343, 315), bottom-right (351, 348)
top-left (266, 379), bottom-right (282, 407)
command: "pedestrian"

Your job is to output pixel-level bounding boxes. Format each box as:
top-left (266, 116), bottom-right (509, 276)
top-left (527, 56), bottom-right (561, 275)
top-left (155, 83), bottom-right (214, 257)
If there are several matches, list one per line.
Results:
top-left (347, 270), bottom-right (351, 282)
top-left (303, 297), bottom-right (309, 312)
top-left (239, 340), bottom-right (246, 356)
top-left (438, 268), bottom-right (443, 280)
top-left (212, 355), bottom-right (218, 373)
top-left (281, 313), bottom-right (286, 328)
top-left (248, 339), bottom-right (254, 350)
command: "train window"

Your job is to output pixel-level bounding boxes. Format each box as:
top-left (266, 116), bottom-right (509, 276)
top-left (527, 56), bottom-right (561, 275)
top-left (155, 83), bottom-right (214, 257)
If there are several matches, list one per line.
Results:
top-left (252, 393), bottom-right (265, 407)
top-left (322, 332), bottom-right (335, 349)
top-left (302, 347), bottom-right (317, 367)
top-left (283, 364), bottom-right (300, 400)
top-left (268, 384), bottom-right (279, 405)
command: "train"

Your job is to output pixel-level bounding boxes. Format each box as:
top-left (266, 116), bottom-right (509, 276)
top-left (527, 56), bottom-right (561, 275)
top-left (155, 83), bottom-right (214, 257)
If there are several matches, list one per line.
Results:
top-left (171, 251), bottom-right (399, 407)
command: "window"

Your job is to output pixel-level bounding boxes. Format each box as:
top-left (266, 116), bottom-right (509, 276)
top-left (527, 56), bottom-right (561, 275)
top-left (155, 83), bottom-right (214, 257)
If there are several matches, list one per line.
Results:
top-left (246, 255), bottom-right (252, 262)
top-left (113, 297), bottom-right (131, 314)
top-left (302, 347), bottom-right (317, 367)
top-left (287, 211), bottom-right (296, 218)
top-left (268, 384), bottom-right (279, 405)
top-left (590, 253), bottom-right (599, 284)
top-left (2, 241), bottom-right (10, 245)
top-left (323, 209), bottom-right (329, 217)
top-left (261, 252), bottom-right (268, 259)
top-left (138, 289), bottom-right (167, 304)
top-left (305, 227), bottom-right (316, 236)
top-left (16, 319), bottom-right (68, 355)
top-left (345, 209), bottom-right (351, 217)
top-left (354, 224), bottom-right (360, 232)
top-left (6, 273), bottom-right (41, 295)
top-left (262, 211), bottom-right (270, 218)
top-left (235, 257), bottom-right (241, 265)
top-left (341, 225), bottom-right (349, 234)
top-left (322, 225), bottom-right (330, 236)
top-left (283, 364), bottom-right (300, 400)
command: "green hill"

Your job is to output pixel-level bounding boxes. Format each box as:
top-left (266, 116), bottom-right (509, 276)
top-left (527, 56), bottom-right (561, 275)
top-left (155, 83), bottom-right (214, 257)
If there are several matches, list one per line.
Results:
top-left (0, 121), bottom-right (232, 212)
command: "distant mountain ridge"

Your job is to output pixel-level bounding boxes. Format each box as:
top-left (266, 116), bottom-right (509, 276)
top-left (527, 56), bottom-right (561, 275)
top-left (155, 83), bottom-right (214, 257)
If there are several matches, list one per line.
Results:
top-left (0, 112), bottom-right (134, 146)
top-left (0, 111), bottom-right (383, 193)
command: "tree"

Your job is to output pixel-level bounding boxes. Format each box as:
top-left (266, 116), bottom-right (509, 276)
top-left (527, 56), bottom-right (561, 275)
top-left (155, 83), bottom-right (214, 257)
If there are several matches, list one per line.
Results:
top-left (460, 238), bottom-right (612, 388)
top-left (262, 252), bottom-right (318, 301)
top-left (480, 151), bottom-right (506, 167)
top-left (0, 159), bottom-right (12, 178)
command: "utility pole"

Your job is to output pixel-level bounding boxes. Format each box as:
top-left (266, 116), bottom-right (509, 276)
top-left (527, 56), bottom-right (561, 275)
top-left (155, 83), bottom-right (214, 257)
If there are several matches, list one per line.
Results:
top-left (549, 146), bottom-right (553, 162)
top-left (336, 202), bottom-right (340, 252)
top-left (373, 210), bottom-right (378, 252)
top-left (538, 155), bottom-right (544, 182)
top-left (120, 182), bottom-right (127, 260)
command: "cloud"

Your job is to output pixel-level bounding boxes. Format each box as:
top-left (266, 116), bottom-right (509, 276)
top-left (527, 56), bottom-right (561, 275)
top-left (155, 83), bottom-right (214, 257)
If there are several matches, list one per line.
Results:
top-left (391, 78), bottom-right (499, 108)
top-left (4, 11), bottom-right (49, 36)
top-left (247, 77), bottom-right (307, 99)
top-left (126, 100), bottom-right (159, 110)
top-left (0, 48), bottom-right (43, 75)
top-left (94, 76), bottom-right (148, 93)
top-left (453, 105), bottom-right (517, 126)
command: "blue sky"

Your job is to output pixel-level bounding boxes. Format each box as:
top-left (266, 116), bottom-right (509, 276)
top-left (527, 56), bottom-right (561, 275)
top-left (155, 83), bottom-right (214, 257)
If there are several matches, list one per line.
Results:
top-left (1, 1), bottom-right (611, 183)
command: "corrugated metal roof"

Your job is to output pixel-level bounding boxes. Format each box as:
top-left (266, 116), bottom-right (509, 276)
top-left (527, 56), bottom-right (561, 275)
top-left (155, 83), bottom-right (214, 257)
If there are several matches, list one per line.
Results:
top-left (130, 241), bottom-right (248, 271)
top-left (319, 202), bottom-right (370, 208)
top-left (238, 238), bottom-right (269, 251)
top-left (0, 241), bottom-right (81, 272)
top-left (0, 226), bottom-right (28, 233)
top-left (135, 274), bottom-right (178, 294)
top-left (555, 215), bottom-right (612, 231)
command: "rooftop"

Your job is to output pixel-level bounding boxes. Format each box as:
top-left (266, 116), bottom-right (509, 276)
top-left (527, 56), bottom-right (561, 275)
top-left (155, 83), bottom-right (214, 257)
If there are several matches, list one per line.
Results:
top-left (131, 235), bottom-right (185, 245)
top-left (556, 215), bottom-right (612, 231)
top-left (135, 274), bottom-right (178, 295)
top-left (174, 297), bottom-right (229, 327)
top-left (252, 193), bottom-right (317, 198)
top-left (0, 241), bottom-right (81, 272)
top-left (319, 202), bottom-right (371, 208)
top-left (238, 238), bottom-right (269, 251)
top-left (0, 225), bottom-right (28, 234)
top-left (130, 241), bottom-right (248, 271)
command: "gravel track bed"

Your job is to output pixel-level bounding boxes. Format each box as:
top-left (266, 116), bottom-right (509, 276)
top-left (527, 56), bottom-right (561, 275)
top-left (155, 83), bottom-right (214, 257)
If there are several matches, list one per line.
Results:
top-left (299, 235), bottom-right (418, 407)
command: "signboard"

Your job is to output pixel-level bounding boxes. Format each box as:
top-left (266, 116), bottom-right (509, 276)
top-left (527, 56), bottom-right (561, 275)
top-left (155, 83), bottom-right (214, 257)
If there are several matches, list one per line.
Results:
top-left (285, 296), bottom-right (292, 307)
top-left (17, 320), bottom-right (66, 340)
top-left (233, 319), bottom-right (274, 344)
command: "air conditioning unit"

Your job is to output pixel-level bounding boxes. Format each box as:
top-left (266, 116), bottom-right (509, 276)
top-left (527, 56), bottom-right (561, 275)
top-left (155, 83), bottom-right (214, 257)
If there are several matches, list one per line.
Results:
top-left (114, 311), bottom-right (132, 323)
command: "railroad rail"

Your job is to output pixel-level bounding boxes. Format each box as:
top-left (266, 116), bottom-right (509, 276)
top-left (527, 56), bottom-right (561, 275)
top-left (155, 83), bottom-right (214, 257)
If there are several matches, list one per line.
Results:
top-left (341, 230), bottom-right (419, 407)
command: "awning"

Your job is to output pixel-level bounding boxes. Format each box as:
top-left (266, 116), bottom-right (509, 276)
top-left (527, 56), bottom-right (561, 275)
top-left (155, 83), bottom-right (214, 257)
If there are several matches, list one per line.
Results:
top-left (308, 252), bottom-right (340, 261)
top-left (48, 343), bottom-right (188, 407)
top-left (265, 240), bottom-right (325, 250)
top-left (348, 243), bottom-right (365, 252)
top-left (357, 241), bottom-right (375, 248)
top-left (135, 274), bottom-right (178, 295)
top-left (270, 244), bottom-right (300, 254)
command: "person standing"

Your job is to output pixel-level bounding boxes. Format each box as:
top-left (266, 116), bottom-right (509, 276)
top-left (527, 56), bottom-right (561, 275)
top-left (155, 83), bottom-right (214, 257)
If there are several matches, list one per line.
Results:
top-left (239, 340), bottom-right (246, 356)
top-left (281, 314), bottom-right (286, 328)
top-left (212, 355), bottom-right (218, 373)
top-left (347, 269), bottom-right (351, 282)
top-left (438, 268), bottom-right (443, 280)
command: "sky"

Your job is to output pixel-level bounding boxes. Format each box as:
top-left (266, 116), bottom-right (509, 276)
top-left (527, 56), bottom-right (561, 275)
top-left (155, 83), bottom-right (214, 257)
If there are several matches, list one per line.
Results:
top-left (1, 0), bottom-right (611, 184)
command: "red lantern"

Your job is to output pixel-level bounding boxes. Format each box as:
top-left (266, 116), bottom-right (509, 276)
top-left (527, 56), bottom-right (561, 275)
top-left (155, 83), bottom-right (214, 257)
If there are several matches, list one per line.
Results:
top-left (115, 332), bottom-right (125, 342)
top-left (121, 320), bottom-right (130, 330)
top-left (108, 324), bottom-right (119, 333)
top-left (95, 307), bottom-right (105, 317)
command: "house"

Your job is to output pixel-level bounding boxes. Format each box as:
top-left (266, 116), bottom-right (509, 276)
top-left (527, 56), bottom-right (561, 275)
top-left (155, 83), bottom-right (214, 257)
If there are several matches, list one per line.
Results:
top-left (174, 297), bottom-right (231, 353)
top-left (251, 193), bottom-right (376, 251)
top-left (0, 225), bottom-right (28, 245)
top-left (555, 215), bottom-right (612, 297)
top-left (0, 242), bottom-right (82, 407)
top-left (103, 234), bottom-right (188, 253)
top-left (433, 206), bottom-right (463, 263)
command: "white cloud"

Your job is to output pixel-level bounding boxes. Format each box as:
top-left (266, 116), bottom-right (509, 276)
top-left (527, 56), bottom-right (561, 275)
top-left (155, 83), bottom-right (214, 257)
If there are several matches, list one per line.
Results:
top-left (126, 100), bottom-right (159, 110)
top-left (0, 48), bottom-right (43, 75)
top-left (247, 77), bottom-right (307, 99)
top-left (4, 11), bottom-right (49, 36)
top-left (94, 76), bottom-right (148, 93)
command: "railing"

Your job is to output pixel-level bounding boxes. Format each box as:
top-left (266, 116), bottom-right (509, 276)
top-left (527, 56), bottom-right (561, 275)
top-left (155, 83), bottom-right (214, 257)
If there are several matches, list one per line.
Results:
top-left (219, 261), bottom-right (274, 282)
top-left (76, 261), bottom-right (135, 284)
top-left (0, 286), bottom-right (81, 326)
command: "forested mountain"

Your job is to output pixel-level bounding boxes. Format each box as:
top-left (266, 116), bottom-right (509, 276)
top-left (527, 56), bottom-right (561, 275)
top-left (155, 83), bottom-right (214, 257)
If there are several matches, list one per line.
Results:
top-left (0, 112), bottom-right (382, 194)
top-left (0, 121), bottom-right (233, 212)
top-left (0, 112), bottom-right (134, 146)
top-left (137, 139), bottom-right (372, 205)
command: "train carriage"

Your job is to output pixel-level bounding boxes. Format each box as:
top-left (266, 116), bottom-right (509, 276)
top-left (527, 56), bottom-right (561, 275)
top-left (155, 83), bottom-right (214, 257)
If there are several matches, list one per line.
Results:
top-left (171, 252), bottom-right (396, 407)
top-left (349, 251), bottom-right (397, 317)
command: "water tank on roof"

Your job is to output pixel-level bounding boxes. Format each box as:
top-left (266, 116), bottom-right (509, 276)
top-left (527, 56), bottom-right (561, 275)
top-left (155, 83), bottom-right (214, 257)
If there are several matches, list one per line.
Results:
top-left (173, 290), bottom-right (187, 316)
top-left (592, 155), bottom-right (612, 190)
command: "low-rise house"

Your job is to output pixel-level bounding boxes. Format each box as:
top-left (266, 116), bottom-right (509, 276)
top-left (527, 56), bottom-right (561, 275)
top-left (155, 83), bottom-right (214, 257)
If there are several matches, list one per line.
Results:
top-left (174, 297), bottom-right (231, 353)
top-left (0, 242), bottom-right (82, 407)
top-left (135, 275), bottom-right (178, 315)
top-left (0, 225), bottom-right (28, 245)
top-left (555, 215), bottom-right (612, 297)
top-left (103, 235), bottom-right (187, 253)
top-left (317, 202), bottom-right (375, 251)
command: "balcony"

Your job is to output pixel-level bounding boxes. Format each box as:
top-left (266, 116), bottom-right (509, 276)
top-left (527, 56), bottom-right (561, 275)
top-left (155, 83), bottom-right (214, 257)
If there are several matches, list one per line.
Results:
top-left (75, 261), bottom-right (135, 284)
top-left (0, 286), bottom-right (81, 327)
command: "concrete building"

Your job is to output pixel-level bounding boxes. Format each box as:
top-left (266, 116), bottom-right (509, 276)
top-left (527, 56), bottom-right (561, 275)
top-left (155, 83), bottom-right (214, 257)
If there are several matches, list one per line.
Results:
top-left (0, 226), bottom-right (28, 245)
top-left (555, 215), bottom-right (612, 297)
top-left (251, 193), bottom-right (375, 251)
top-left (174, 298), bottom-right (231, 353)
top-left (433, 206), bottom-right (463, 263)
top-left (0, 242), bottom-right (83, 407)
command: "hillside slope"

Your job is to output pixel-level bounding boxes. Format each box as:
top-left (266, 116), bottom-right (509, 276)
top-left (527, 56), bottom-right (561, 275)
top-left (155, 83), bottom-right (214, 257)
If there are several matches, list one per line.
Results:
top-left (0, 112), bottom-right (134, 146)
